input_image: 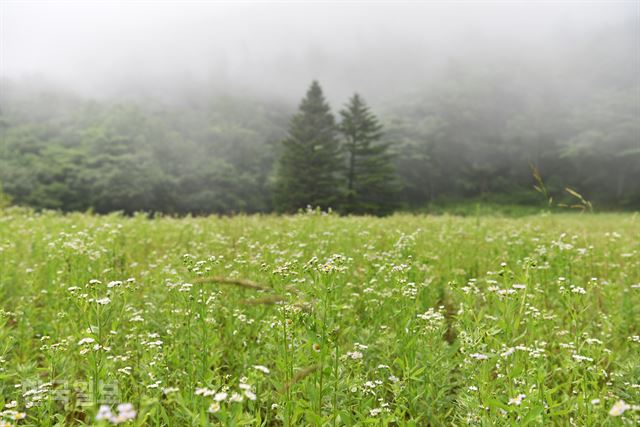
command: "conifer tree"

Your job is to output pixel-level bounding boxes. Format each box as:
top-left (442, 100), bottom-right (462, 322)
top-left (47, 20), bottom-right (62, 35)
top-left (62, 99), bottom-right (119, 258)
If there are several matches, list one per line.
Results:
top-left (339, 94), bottom-right (398, 215)
top-left (274, 81), bottom-right (343, 212)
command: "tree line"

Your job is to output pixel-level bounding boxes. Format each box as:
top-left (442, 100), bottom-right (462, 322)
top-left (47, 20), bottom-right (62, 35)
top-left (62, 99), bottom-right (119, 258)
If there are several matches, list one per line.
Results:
top-left (1, 20), bottom-right (638, 214)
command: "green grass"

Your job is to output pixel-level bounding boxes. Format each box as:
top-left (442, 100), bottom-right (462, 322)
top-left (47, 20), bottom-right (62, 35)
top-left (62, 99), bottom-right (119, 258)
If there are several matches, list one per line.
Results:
top-left (420, 201), bottom-right (544, 217)
top-left (0, 208), bottom-right (639, 426)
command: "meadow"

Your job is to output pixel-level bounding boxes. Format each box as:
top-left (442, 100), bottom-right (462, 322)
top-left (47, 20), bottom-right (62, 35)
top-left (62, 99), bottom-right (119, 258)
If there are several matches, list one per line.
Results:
top-left (0, 208), bottom-right (638, 426)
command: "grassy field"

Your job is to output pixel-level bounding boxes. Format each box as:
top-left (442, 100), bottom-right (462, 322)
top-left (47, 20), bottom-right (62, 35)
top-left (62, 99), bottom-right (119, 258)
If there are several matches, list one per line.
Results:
top-left (0, 208), bottom-right (639, 426)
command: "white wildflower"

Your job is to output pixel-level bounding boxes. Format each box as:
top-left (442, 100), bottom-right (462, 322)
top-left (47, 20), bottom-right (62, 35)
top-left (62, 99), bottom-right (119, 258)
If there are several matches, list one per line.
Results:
top-left (253, 365), bottom-right (270, 374)
top-left (111, 403), bottom-right (136, 424)
top-left (500, 347), bottom-right (515, 358)
top-left (469, 353), bottom-right (489, 360)
top-left (346, 351), bottom-right (363, 360)
top-left (370, 408), bottom-right (383, 416)
top-left (95, 405), bottom-right (112, 421)
top-left (195, 388), bottom-right (215, 397)
top-left (95, 297), bottom-right (111, 305)
top-left (508, 394), bottom-right (526, 406)
top-left (213, 392), bottom-right (227, 402)
top-left (572, 354), bottom-right (593, 363)
top-left (609, 400), bottom-right (628, 416)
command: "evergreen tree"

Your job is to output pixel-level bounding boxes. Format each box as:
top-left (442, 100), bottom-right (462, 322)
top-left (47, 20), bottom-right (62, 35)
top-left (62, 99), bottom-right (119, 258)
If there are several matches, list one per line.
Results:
top-left (339, 94), bottom-right (398, 215)
top-left (274, 81), bottom-right (343, 212)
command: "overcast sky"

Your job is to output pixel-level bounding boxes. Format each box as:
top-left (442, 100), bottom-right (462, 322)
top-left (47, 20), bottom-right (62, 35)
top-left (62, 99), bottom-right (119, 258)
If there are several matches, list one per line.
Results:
top-left (1, 1), bottom-right (637, 102)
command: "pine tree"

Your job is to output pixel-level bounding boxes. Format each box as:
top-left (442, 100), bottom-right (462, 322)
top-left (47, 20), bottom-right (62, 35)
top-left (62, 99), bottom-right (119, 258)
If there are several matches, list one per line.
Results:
top-left (274, 81), bottom-right (343, 212)
top-left (339, 94), bottom-right (398, 215)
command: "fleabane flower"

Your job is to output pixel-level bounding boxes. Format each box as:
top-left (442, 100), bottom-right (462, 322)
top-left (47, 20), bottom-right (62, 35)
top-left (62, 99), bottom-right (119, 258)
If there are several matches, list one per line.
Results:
top-left (229, 392), bottom-right (243, 403)
top-left (78, 337), bottom-right (95, 346)
top-left (95, 405), bottom-right (112, 421)
top-left (508, 394), bottom-right (526, 406)
top-left (469, 353), bottom-right (489, 360)
top-left (609, 400), bottom-right (629, 416)
top-left (346, 351), bottom-right (363, 360)
top-left (253, 365), bottom-right (270, 374)
top-left (195, 388), bottom-right (215, 397)
top-left (213, 392), bottom-right (227, 402)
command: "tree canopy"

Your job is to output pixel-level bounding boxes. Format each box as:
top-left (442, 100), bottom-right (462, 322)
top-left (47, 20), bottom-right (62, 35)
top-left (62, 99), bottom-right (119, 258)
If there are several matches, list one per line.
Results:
top-left (274, 81), bottom-right (343, 212)
top-left (339, 94), bottom-right (398, 215)
top-left (1, 29), bottom-right (638, 216)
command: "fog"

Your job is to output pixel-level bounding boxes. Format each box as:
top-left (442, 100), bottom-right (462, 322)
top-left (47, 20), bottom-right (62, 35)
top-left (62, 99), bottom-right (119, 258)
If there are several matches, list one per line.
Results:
top-left (2, 1), bottom-right (636, 103)
top-left (1, 1), bottom-right (639, 214)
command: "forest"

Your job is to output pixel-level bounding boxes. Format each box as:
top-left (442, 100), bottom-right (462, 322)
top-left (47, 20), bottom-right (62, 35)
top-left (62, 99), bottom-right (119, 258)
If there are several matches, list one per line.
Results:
top-left (1, 18), bottom-right (638, 214)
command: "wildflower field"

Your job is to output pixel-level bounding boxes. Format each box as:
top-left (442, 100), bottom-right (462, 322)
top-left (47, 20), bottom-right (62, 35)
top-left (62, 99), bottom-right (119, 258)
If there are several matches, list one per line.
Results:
top-left (0, 209), bottom-right (639, 426)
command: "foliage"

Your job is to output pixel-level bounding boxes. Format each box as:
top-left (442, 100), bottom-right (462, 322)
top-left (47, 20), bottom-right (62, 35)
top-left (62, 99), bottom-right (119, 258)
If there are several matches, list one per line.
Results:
top-left (0, 181), bottom-right (11, 209)
top-left (274, 81), bottom-right (344, 212)
top-left (0, 20), bottom-right (638, 215)
top-left (339, 94), bottom-right (399, 216)
top-left (0, 90), bottom-right (289, 214)
top-left (0, 210), bottom-right (639, 425)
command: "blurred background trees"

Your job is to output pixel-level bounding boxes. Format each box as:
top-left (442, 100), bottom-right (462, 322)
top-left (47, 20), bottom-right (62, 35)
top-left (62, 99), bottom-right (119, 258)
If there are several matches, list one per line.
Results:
top-left (1, 26), bottom-right (638, 215)
top-left (274, 81), bottom-right (343, 212)
top-left (339, 94), bottom-right (399, 215)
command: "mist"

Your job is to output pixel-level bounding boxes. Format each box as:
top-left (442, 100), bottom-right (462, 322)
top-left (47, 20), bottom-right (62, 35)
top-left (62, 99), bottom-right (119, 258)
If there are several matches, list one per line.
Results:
top-left (3, 1), bottom-right (636, 103)
top-left (1, 1), bottom-right (638, 215)
top-left (3, 4), bottom-right (640, 424)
